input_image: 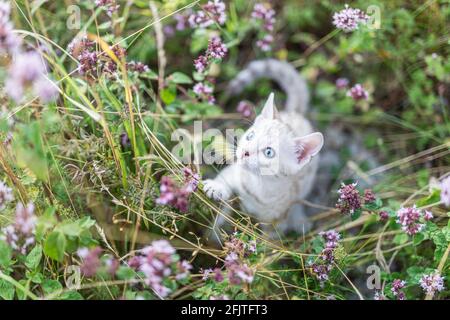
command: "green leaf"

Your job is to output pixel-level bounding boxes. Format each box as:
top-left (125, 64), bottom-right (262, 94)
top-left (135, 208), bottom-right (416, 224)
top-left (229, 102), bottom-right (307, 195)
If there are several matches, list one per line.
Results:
top-left (116, 266), bottom-right (137, 280)
top-left (0, 279), bottom-right (15, 300)
top-left (413, 233), bottom-right (425, 245)
top-left (350, 208), bottom-right (362, 221)
top-left (160, 88), bottom-right (176, 105)
top-left (44, 231), bottom-right (66, 262)
top-left (416, 189), bottom-right (441, 207)
top-left (35, 206), bottom-right (57, 241)
top-left (0, 240), bottom-right (12, 269)
top-left (393, 233), bottom-right (409, 245)
top-left (58, 291), bottom-right (84, 300)
top-left (25, 245), bottom-right (42, 270)
top-left (41, 279), bottom-right (63, 295)
top-left (168, 72), bottom-right (193, 84)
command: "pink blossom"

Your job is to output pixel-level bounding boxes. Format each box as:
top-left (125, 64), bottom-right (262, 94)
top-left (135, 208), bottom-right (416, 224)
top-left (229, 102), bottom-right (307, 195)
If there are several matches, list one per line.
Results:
top-left (335, 77), bottom-right (349, 89)
top-left (0, 181), bottom-right (14, 210)
top-left (336, 182), bottom-right (361, 215)
top-left (332, 4), bottom-right (369, 32)
top-left (189, 0), bottom-right (226, 28)
top-left (391, 279), bottom-right (406, 300)
top-left (440, 175), bottom-right (450, 207)
top-left (396, 206), bottom-right (425, 236)
top-left (237, 101), bottom-right (254, 118)
top-left (347, 84), bottom-right (369, 101)
top-left (419, 272), bottom-right (445, 297)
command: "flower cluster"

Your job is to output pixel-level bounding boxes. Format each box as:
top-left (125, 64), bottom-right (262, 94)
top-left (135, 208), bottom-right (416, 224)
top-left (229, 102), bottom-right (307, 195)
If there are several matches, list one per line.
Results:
top-left (156, 167), bottom-right (199, 212)
top-left (128, 240), bottom-right (192, 297)
top-left (188, 0), bottom-right (227, 28)
top-left (347, 84), bottom-right (369, 101)
top-left (336, 182), bottom-right (377, 215)
top-left (68, 35), bottom-right (143, 79)
top-left (0, 181), bottom-right (14, 210)
top-left (419, 271), bottom-right (445, 297)
top-left (0, 202), bottom-right (37, 254)
top-left (391, 279), bottom-right (406, 300)
top-left (174, 11), bottom-right (191, 31)
top-left (309, 230), bottom-right (341, 282)
top-left (193, 82), bottom-right (215, 104)
top-left (332, 4), bottom-right (369, 33)
top-left (202, 234), bottom-right (256, 287)
top-left (236, 101), bottom-right (255, 118)
top-left (192, 37), bottom-right (227, 104)
top-left (194, 36), bottom-right (228, 74)
top-left (336, 182), bottom-right (362, 215)
top-left (95, 0), bottom-right (119, 16)
top-left (335, 77), bottom-right (349, 89)
top-left (0, 1), bottom-right (21, 55)
top-left (77, 247), bottom-right (120, 278)
top-left (251, 3), bottom-right (276, 51)
top-left (440, 175), bottom-right (450, 207)
top-left (396, 205), bottom-right (430, 236)
top-left (1, 1), bottom-right (58, 104)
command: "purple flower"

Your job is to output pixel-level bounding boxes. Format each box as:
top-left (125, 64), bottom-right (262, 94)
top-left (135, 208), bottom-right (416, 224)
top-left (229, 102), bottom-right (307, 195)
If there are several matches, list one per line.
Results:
top-left (183, 167), bottom-right (200, 193)
top-left (67, 35), bottom-right (95, 57)
top-left (206, 36), bottom-right (227, 59)
top-left (440, 176), bottom-right (450, 207)
top-left (227, 262), bottom-right (254, 285)
top-left (0, 202), bottom-right (36, 254)
top-left (335, 77), bottom-right (349, 89)
top-left (396, 206), bottom-right (425, 236)
top-left (236, 101), bottom-right (254, 118)
top-left (251, 3), bottom-right (276, 32)
top-left (336, 182), bottom-right (361, 215)
top-left (347, 84), bottom-right (369, 101)
top-left (332, 4), bottom-right (369, 32)
top-left (127, 61), bottom-right (150, 74)
top-left (174, 12), bottom-right (191, 31)
top-left (95, 0), bottom-right (119, 16)
top-left (0, 181), bottom-right (14, 210)
top-left (379, 210), bottom-right (389, 221)
top-left (78, 247), bottom-right (103, 277)
top-left (0, 1), bottom-right (21, 55)
top-left (251, 3), bottom-right (276, 52)
top-left (128, 240), bottom-right (190, 297)
top-left (194, 55), bottom-right (208, 73)
top-left (188, 0), bottom-right (227, 28)
top-left (156, 168), bottom-right (199, 212)
top-left (310, 229), bottom-right (341, 282)
top-left (391, 279), bottom-right (406, 300)
top-left (176, 260), bottom-right (193, 280)
top-left (256, 34), bottom-right (274, 52)
top-left (363, 189), bottom-right (376, 204)
top-left (423, 210), bottom-right (433, 221)
top-left (419, 272), bottom-right (445, 297)
top-left (193, 82), bottom-right (215, 104)
top-left (33, 77), bottom-right (59, 103)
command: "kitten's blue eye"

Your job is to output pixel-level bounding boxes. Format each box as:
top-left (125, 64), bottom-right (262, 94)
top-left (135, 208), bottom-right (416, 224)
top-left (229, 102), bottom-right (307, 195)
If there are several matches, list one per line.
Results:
top-left (264, 147), bottom-right (275, 158)
top-left (246, 131), bottom-right (255, 141)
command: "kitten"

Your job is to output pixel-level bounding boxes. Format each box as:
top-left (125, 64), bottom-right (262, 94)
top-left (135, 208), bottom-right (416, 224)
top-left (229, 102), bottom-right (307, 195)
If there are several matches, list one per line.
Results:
top-left (203, 59), bottom-right (324, 239)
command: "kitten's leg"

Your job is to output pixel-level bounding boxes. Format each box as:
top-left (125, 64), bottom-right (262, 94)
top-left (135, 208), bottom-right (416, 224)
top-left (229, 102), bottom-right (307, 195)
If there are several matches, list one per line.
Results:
top-left (203, 165), bottom-right (238, 201)
top-left (276, 203), bottom-right (312, 235)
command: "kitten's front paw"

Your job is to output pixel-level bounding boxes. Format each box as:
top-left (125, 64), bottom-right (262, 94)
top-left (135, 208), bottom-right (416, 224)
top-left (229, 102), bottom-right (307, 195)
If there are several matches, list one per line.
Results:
top-left (203, 179), bottom-right (231, 201)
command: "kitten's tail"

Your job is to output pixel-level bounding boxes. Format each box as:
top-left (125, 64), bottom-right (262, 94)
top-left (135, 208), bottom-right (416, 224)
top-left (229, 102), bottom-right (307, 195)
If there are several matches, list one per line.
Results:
top-left (227, 59), bottom-right (309, 114)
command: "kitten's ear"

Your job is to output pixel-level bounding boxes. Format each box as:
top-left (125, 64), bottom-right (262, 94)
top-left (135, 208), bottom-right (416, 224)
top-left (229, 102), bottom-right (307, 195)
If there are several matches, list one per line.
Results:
top-left (294, 132), bottom-right (324, 164)
top-left (260, 92), bottom-right (279, 120)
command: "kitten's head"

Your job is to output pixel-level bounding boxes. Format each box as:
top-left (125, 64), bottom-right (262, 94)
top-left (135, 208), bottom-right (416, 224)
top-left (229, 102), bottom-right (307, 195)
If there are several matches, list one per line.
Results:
top-left (236, 93), bottom-right (323, 176)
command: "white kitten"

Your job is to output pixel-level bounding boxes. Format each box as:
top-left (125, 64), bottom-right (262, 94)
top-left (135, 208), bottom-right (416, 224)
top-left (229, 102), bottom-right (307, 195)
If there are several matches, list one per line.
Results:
top-left (204, 62), bottom-right (324, 239)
